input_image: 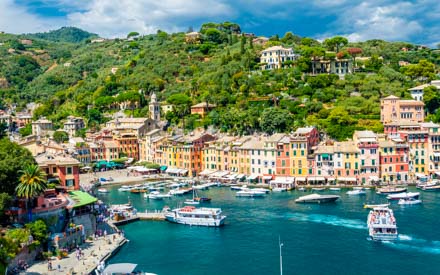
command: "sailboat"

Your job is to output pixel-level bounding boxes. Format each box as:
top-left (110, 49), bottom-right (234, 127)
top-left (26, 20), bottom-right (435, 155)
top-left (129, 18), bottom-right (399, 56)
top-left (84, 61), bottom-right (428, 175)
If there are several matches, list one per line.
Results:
top-left (184, 188), bottom-right (200, 205)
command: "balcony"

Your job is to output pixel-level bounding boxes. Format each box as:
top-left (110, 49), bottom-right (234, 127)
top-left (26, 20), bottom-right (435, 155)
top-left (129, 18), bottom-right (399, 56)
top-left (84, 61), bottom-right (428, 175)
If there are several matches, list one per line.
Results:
top-left (358, 143), bottom-right (379, 149)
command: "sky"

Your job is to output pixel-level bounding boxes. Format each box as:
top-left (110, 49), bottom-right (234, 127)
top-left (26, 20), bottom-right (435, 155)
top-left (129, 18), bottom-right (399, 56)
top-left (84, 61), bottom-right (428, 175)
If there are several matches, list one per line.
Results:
top-left (1, 0), bottom-right (439, 47)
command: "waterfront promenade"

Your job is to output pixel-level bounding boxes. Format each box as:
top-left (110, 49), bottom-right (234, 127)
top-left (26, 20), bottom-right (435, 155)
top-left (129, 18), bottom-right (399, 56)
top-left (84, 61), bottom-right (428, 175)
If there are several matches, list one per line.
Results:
top-left (25, 233), bottom-right (126, 275)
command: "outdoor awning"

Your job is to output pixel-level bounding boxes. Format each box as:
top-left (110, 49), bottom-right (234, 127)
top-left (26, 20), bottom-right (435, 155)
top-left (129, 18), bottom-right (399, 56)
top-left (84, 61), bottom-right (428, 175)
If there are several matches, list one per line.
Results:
top-left (247, 174), bottom-right (259, 180)
top-left (434, 153), bottom-right (440, 157)
top-left (327, 177), bottom-right (335, 182)
top-left (338, 177), bottom-right (357, 181)
top-left (160, 166), bottom-right (167, 171)
top-left (270, 177), bottom-right (295, 184)
top-left (435, 172), bottom-right (440, 176)
top-left (199, 169), bottom-right (216, 176)
top-left (177, 169), bottom-right (188, 174)
top-left (307, 176), bottom-right (325, 181)
top-left (209, 171), bottom-right (230, 178)
top-left (296, 177), bottom-right (306, 182)
top-left (369, 176), bottom-right (379, 181)
top-left (262, 176), bottom-right (273, 180)
top-left (135, 167), bottom-right (156, 172)
top-left (236, 174), bottom-right (246, 179)
top-left (68, 191), bottom-right (97, 208)
top-left (415, 173), bottom-right (428, 178)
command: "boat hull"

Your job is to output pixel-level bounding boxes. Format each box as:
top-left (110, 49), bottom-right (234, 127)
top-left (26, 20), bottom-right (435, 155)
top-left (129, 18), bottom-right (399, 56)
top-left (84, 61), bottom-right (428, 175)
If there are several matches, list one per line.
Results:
top-left (165, 215), bottom-right (226, 227)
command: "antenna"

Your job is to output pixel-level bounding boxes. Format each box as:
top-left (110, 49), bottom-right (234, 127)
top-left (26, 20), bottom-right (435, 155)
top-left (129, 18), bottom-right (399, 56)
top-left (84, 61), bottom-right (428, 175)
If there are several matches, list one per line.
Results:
top-left (279, 235), bottom-right (283, 275)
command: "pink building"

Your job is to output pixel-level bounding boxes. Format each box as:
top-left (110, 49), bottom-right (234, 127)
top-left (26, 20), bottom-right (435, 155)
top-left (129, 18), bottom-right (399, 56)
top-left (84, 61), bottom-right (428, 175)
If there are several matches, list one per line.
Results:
top-left (380, 95), bottom-right (424, 124)
top-left (353, 131), bottom-right (380, 184)
top-left (276, 136), bottom-right (291, 176)
top-left (379, 138), bottom-right (410, 183)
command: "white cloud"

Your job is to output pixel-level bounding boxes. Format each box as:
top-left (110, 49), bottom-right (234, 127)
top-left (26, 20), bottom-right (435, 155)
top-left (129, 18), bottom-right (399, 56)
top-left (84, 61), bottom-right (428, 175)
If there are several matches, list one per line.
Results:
top-left (67, 0), bottom-right (234, 38)
top-left (0, 0), bottom-right (64, 33)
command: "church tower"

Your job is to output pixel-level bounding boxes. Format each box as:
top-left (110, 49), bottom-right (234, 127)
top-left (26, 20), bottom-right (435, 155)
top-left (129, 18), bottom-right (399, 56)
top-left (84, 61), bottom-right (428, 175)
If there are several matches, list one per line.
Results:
top-left (149, 92), bottom-right (160, 121)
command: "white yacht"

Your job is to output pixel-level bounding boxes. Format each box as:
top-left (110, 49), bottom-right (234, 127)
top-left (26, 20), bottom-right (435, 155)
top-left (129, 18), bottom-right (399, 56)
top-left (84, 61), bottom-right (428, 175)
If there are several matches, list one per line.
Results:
top-left (97, 188), bottom-right (109, 193)
top-left (367, 207), bottom-right (398, 241)
top-left (236, 190), bottom-right (266, 197)
top-left (386, 192), bottom-right (419, 200)
top-left (145, 191), bottom-right (171, 200)
top-left (165, 206), bottom-right (226, 227)
top-left (272, 187), bottom-right (287, 192)
top-left (347, 189), bottom-right (366, 195)
top-left (118, 186), bottom-right (132, 192)
top-left (295, 194), bottom-right (340, 203)
top-left (251, 188), bottom-right (270, 194)
top-left (398, 198), bottom-right (422, 205)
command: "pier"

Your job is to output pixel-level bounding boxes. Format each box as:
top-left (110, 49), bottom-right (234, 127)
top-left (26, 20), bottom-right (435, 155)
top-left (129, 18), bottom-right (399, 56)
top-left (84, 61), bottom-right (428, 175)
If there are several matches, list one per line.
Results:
top-left (109, 211), bottom-right (166, 226)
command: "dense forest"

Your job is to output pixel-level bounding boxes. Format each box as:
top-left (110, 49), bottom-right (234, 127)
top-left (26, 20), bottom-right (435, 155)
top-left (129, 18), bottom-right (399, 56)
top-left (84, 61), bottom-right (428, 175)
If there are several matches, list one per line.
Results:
top-left (0, 22), bottom-right (439, 140)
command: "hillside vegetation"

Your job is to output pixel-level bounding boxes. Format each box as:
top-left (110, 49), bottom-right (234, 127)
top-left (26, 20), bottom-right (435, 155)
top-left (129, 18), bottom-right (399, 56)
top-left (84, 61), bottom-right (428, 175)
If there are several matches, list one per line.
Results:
top-left (0, 22), bottom-right (439, 140)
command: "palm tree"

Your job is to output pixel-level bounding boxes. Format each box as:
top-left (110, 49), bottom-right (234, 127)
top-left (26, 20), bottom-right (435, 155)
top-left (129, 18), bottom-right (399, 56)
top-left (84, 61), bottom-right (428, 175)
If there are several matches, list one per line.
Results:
top-left (16, 164), bottom-right (47, 222)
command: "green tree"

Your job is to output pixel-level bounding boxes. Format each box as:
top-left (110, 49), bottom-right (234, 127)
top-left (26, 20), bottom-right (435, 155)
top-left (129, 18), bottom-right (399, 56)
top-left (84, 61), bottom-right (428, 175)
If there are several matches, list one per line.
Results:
top-left (0, 122), bottom-right (7, 139)
top-left (19, 123), bottom-right (32, 137)
top-left (324, 36), bottom-right (348, 53)
top-left (423, 86), bottom-right (440, 114)
top-left (302, 46), bottom-right (325, 74)
top-left (0, 236), bottom-right (18, 273)
top-left (0, 139), bottom-right (36, 195)
top-left (127, 31), bottom-right (139, 38)
top-left (16, 164), bottom-right (48, 222)
top-left (53, 131), bottom-right (69, 143)
top-left (260, 108), bottom-right (292, 134)
top-left (25, 220), bottom-right (48, 244)
top-left (0, 193), bottom-right (12, 222)
top-left (403, 59), bottom-right (436, 81)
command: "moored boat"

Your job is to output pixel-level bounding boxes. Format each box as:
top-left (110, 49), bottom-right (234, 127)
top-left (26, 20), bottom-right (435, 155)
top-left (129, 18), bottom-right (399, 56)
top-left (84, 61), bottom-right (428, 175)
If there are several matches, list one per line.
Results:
top-left (422, 185), bottom-right (440, 191)
top-left (376, 187), bottom-right (407, 194)
top-left (329, 187), bottom-right (341, 191)
top-left (398, 198), bottom-right (422, 205)
top-left (364, 203), bottom-right (390, 209)
top-left (165, 206), bottom-right (226, 227)
top-left (272, 187), bottom-right (287, 192)
top-left (236, 190), bottom-right (266, 197)
top-left (97, 188), bottom-right (109, 193)
top-left (367, 207), bottom-right (398, 241)
top-left (386, 192), bottom-right (419, 200)
top-left (295, 194), bottom-right (340, 203)
top-left (311, 187), bottom-right (325, 191)
top-left (347, 189), bottom-right (366, 195)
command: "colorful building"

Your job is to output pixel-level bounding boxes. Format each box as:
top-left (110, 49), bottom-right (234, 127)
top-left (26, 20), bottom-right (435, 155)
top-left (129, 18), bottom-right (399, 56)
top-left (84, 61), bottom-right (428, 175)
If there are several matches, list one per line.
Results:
top-left (36, 153), bottom-right (81, 190)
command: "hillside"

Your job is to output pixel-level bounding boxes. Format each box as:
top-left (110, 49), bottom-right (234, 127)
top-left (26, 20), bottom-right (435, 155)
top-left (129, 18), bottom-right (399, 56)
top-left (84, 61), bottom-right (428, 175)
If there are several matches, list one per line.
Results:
top-left (25, 27), bottom-right (98, 43)
top-left (0, 23), bottom-right (439, 140)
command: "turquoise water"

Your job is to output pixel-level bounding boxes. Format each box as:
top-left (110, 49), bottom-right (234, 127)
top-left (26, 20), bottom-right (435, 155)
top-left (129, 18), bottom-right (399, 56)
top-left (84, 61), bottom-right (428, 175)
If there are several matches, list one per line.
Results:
top-left (97, 186), bottom-right (440, 275)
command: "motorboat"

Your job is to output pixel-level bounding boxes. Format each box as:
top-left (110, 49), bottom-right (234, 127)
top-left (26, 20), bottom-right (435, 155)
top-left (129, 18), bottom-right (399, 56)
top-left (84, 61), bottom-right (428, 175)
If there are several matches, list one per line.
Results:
top-left (417, 180), bottom-right (439, 189)
top-left (193, 184), bottom-right (210, 190)
top-left (347, 189), bottom-right (366, 195)
top-left (236, 190), bottom-right (266, 197)
top-left (145, 191), bottom-right (171, 200)
top-left (130, 188), bottom-right (147, 193)
top-left (398, 198), bottom-right (422, 205)
top-left (97, 188), bottom-right (109, 193)
top-left (367, 207), bottom-right (398, 241)
top-left (194, 197), bottom-right (212, 202)
top-left (311, 187), bottom-right (325, 191)
top-left (422, 185), bottom-right (440, 191)
top-left (272, 187), bottom-right (287, 192)
top-left (386, 192), bottom-right (420, 200)
top-left (376, 187), bottom-right (407, 194)
top-left (297, 187), bottom-right (306, 191)
top-left (251, 188), bottom-right (270, 194)
top-left (165, 206), bottom-right (226, 227)
top-left (118, 186), bottom-right (132, 192)
top-left (169, 189), bottom-right (191, 195)
top-left (329, 187), bottom-right (341, 191)
top-left (295, 194), bottom-right (340, 203)
top-left (364, 203), bottom-right (390, 209)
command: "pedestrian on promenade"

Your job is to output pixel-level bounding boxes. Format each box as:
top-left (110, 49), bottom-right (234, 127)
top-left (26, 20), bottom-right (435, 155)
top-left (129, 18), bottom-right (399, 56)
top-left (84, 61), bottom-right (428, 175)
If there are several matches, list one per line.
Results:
top-left (104, 229), bottom-right (107, 240)
top-left (57, 264), bottom-right (61, 272)
top-left (47, 260), bottom-right (52, 271)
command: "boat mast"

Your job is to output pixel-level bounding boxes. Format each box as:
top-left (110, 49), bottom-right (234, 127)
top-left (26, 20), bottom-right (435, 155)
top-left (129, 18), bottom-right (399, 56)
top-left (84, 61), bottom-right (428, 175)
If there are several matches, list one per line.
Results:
top-left (279, 235), bottom-right (283, 275)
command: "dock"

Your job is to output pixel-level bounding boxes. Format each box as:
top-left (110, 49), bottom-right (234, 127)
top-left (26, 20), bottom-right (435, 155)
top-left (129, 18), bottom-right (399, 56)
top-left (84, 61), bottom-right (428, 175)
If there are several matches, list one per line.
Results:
top-left (109, 211), bottom-right (166, 226)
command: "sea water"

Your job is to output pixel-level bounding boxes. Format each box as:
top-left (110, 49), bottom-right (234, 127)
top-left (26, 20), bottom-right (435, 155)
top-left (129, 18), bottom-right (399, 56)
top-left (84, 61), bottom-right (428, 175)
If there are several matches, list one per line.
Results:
top-left (97, 187), bottom-right (440, 275)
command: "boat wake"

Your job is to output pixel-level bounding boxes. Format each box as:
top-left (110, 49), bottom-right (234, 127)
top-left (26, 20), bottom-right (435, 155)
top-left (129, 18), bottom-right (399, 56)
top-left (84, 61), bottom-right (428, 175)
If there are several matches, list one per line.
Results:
top-left (286, 213), bottom-right (367, 230)
top-left (381, 234), bottom-right (440, 255)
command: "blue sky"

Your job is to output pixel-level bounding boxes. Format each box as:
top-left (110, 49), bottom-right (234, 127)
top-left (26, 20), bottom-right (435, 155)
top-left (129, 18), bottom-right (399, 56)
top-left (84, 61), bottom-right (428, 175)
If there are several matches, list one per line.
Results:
top-left (1, 0), bottom-right (439, 47)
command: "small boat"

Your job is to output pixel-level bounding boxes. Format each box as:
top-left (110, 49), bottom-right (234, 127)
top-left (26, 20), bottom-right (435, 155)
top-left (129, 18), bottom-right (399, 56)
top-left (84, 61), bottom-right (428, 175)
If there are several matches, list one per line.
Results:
top-left (347, 189), bottom-right (366, 195)
top-left (417, 180), bottom-right (439, 189)
top-left (97, 188), bottom-right (109, 193)
top-left (386, 192), bottom-right (419, 200)
top-left (398, 198), bottom-right (422, 205)
top-left (364, 203), bottom-right (390, 209)
top-left (236, 190), bottom-right (266, 197)
top-left (145, 191), bottom-right (172, 200)
top-left (194, 197), bottom-right (212, 202)
top-left (297, 187), bottom-right (306, 191)
top-left (295, 194), bottom-right (340, 203)
top-left (165, 206), bottom-right (226, 227)
top-left (329, 187), bottom-right (341, 191)
top-left (311, 187), bottom-right (325, 191)
top-left (184, 188), bottom-right (201, 205)
top-left (130, 188), bottom-right (147, 193)
top-left (376, 187), bottom-right (407, 194)
top-left (251, 188), bottom-right (270, 194)
top-left (118, 187), bottom-right (132, 192)
top-left (367, 207), bottom-right (398, 241)
top-left (422, 185), bottom-right (440, 191)
top-left (272, 187), bottom-right (287, 192)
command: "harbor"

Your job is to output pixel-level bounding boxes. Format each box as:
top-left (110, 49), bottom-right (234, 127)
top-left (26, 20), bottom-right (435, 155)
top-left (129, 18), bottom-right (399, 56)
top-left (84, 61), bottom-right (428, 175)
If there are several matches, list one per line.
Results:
top-left (95, 183), bottom-right (440, 275)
